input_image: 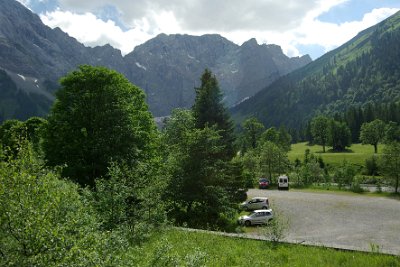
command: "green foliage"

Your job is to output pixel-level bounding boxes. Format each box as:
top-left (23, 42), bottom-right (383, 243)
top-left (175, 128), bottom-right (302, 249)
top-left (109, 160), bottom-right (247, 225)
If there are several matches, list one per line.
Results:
top-left (160, 70), bottom-right (245, 230)
top-left (0, 119), bottom-right (25, 159)
top-left (299, 153), bottom-right (325, 185)
top-left (333, 161), bottom-right (357, 188)
top-left (239, 117), bottom-right (265, 152)
top-left (380, 141), bottom-right (400, 193)
top-left (259, 141), bottom-right (289, 181)
top-left (192, 69), bottom-right (236, 159)
top-left (328, 120), bottom-right (351, 151)
top-left (360, 119), bottom-right (386, 153)
top-left (261, 206), bottom-right (290, 244)
top-left (0, 117), bottom-right (47, 159)
top-left (311, 115), bottom-right (330, 152)
top-left (365, 155), bottom-right (379, 176)
top-left (91, 161), bottom-right (167, 245)
top-left (43, 65), bottom-right (158, 186)
top-left (0, 143), bottom-right (104, 266)
top-left (258, 126), bottom-right (292, 152)
top-left (164, 124), bottom-right (238, 229)
top-left (384, 121), bottom-right (400, 143)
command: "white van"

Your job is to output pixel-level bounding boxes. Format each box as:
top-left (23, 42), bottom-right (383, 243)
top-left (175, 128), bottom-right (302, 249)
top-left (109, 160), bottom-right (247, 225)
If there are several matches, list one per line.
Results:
top-left (278, 175), bottom-right (289, 190)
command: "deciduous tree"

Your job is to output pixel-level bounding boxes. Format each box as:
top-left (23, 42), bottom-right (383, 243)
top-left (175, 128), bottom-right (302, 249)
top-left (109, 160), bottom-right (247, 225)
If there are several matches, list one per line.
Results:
top-left (43, 65), bottom-right (158, 186)
top-left (360, 119), bottom-right (386, 153)
top-left (380, 142), bottom-right (400, 193)
top-left (311, 115), bottom-right (330, 152)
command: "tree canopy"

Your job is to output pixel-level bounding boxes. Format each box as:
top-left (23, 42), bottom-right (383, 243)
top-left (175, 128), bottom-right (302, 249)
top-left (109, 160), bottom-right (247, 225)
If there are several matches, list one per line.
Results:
top-left (360, 119), bottom-right (386, 153)
top-left (192, 69), bottom-right (235, 159)
top-left (43, 65), bottom-right (158, 186)
top-left (311, 115), bottom-right (330, 152)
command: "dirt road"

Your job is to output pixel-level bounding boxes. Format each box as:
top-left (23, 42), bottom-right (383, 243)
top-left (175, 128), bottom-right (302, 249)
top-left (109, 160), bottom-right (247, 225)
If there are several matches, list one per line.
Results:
top-left (247, 189), bottom-right (400, 254)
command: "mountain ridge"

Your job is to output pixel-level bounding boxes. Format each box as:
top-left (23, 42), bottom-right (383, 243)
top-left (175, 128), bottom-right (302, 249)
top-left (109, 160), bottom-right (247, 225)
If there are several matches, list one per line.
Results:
top-left (231, 10), bottom-right (400, 129)
top-left (0, 0), bottom-right (311, 122)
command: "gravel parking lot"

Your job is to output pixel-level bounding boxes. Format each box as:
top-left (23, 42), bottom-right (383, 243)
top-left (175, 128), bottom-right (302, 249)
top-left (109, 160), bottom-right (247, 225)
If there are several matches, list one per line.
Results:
top-left (247, 189), bottom-right (400, 255)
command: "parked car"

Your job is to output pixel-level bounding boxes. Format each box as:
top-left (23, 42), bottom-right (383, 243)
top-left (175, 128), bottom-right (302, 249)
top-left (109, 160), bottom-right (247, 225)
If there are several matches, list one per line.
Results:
top-left (238, 209), bottom-right (274, 226)
top-left (240, 197), bottom-right (269, 210)
top-left (258, 178), bottom-right (270, 189)
top-left (278, 175), bottom-right (289, 190)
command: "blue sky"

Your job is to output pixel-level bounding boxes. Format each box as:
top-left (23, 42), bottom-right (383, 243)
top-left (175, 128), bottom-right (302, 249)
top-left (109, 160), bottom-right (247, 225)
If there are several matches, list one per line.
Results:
top-left (18, 0), bottom-right (400, 59)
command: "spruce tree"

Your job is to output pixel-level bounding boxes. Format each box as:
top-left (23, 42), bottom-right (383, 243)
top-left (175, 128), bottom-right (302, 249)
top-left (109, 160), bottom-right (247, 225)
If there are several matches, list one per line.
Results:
top-left (192, 69), bottom-right (235, 159)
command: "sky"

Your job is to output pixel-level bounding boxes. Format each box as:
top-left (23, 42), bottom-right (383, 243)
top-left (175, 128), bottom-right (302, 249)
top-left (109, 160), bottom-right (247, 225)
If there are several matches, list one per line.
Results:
top-left (17, 0), bottom-right (400, 59)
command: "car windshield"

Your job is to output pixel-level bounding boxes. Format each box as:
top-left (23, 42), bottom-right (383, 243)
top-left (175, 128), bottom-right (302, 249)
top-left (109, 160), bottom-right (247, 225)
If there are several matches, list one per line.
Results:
top-left (259, 178), bottom-right (268, 182)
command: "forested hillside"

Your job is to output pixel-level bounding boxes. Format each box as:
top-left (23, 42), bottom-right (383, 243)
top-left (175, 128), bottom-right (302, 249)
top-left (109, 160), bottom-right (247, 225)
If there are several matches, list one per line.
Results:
top-left (232, 11), bottom-right (400, 129)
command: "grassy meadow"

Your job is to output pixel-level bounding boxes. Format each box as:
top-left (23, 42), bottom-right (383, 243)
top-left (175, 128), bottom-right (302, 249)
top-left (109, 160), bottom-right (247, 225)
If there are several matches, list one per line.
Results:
top-left (135, 229), bottom-right (400, 267)
top-left (288, 142), bottom-right (382, 166)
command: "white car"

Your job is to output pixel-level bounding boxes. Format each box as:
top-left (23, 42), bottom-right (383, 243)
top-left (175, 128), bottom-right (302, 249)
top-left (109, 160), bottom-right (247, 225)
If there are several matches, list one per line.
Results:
top-left (238, 209), bottom-right (274, 226)
top-left (240, 197), bottom-right (269, 210)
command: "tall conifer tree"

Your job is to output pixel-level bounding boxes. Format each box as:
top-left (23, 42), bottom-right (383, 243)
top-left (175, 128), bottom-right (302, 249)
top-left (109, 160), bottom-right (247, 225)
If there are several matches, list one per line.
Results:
top-left (192, 69), bottom-right (235, 159)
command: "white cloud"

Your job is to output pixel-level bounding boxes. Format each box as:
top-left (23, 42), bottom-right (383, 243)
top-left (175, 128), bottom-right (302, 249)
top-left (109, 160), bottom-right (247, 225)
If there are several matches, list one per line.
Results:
top-left (40, 10), bottom-right (154, 55)
top-left (292, 7), bottom-right (400, 53)
top-left (36, 1), bottom-right (399, 58)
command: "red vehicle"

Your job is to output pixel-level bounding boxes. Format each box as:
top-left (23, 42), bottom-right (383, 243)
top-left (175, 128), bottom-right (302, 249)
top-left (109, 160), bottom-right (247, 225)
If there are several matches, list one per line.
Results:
top-left (258, 178), bottom-right (270, 189)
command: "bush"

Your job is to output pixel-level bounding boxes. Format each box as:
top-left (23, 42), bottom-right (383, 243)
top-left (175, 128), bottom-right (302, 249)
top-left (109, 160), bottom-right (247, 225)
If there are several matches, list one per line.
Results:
top-left (365, 156), bottom-right (379, 176)
top-left (0, 144), bottom-right (137, 266)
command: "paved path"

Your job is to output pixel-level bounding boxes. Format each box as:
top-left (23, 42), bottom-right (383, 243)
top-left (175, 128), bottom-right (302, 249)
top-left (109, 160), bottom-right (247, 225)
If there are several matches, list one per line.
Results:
top-left (247, 189), bottom-right (400, 255)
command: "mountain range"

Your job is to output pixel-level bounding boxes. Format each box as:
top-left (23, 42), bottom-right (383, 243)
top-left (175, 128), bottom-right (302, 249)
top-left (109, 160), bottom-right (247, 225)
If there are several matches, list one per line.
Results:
top-left (0, 0), bottom-right (311, 123)
top-left (232, 10), bottom-right (400, 129)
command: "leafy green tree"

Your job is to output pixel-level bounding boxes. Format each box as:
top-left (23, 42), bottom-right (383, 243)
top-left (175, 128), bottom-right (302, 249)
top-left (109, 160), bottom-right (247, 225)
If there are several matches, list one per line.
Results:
top-left (0, 119), bottom-right (25, 159)
top-left (24, 116), bottom-right (46, 154)
top-left (278, 126), bottom-right (292, 152)
top-left (380, 142), bottom-right (400, 193)
top-left (259, 141), bottom-right (289, 181)
top-left (299, 153), bottom-right (324, 185)
top-left (261, 127), bottom-right (279, 144)
top-left (43, 65), bottom-right (158, 186)
top-left (260, 126), bottom-right (292, 152)
top-left (0, 143), bottom-right (110, 266)
top-left (365, 155), bottom-right (379, 176)
top-left (333, 161), bottom-right (356, 188)
top-left (360, 119), bottom-right (386, 153)
top-left (240, 117), bottom-right (265, 151)
top-left (192, 69), bottom-right (235, 159)
top-left (311, 115), bottom-right (330, 152)
top-left (384, 121), bottom-right (400, 143)
top-left (91, 160), bottom-right (167, 245)
top-left (328, 120), bottom-right (351, 151)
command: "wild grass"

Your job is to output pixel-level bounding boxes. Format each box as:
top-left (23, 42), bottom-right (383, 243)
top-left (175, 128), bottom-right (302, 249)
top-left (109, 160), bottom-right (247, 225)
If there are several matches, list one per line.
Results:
top-left (136, 228), bottom-right (400, 267)
top-left (288, 142), bottom-right (383, 166)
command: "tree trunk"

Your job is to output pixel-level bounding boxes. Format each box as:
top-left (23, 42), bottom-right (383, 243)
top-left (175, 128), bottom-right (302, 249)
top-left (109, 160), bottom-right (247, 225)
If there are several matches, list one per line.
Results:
top-left (374, 144), bottom-right (378, 154)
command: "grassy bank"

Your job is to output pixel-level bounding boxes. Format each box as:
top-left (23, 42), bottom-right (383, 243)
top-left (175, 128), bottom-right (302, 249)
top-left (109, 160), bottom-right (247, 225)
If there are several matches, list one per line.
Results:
top-left (288, 142), bottom-right (383, 166)
top-left (136, 229), bottom-right (399, 266)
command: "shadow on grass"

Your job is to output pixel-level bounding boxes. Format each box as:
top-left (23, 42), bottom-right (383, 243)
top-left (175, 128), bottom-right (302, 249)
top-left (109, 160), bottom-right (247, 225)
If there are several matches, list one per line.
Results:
top-left (325, 148), bottom-right (355, 153)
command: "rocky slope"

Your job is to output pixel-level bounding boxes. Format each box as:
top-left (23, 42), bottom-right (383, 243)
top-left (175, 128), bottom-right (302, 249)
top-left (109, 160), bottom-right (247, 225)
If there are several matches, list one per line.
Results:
top-left (0, 0), bottom-right (311, 122)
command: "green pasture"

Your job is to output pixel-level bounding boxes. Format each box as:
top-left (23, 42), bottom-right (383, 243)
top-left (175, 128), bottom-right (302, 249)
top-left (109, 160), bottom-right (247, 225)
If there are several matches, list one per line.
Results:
top-left (288, 142), bottom-right (383, 166)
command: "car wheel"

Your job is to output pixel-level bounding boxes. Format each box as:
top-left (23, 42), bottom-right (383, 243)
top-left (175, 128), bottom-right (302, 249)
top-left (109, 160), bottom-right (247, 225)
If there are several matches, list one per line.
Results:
top-left (245, 220), bottom-right (251, 227)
